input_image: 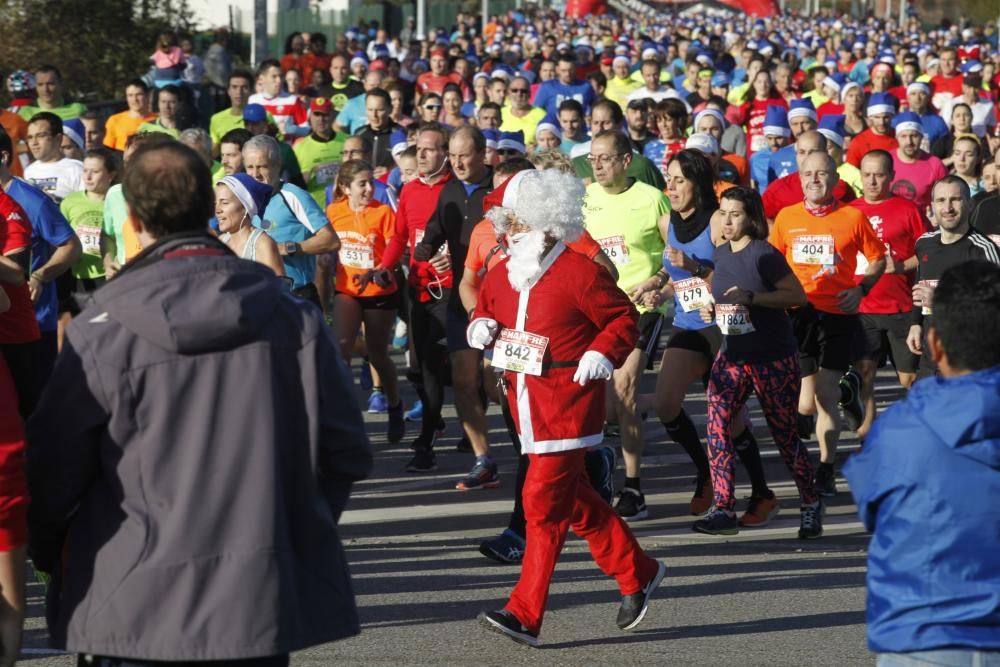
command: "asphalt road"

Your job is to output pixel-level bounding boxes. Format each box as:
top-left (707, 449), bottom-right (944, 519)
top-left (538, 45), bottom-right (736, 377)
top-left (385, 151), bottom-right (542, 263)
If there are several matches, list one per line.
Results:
top-left (19, 348), bottom-right (903, 666)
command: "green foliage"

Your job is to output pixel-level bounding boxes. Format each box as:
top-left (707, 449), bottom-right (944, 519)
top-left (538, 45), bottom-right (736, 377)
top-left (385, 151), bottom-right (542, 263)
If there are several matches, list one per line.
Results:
top-left (0, 0), bottom-right (198, 103)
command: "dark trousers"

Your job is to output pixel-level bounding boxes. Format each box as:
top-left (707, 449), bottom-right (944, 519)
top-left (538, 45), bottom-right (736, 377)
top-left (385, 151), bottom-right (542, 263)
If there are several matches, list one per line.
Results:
top-left (0, 339), bottom-right (41, 419)
top-left (409, 289), bottom-right (450, 443)
top-left (79, 655), bottom-right (290, 667)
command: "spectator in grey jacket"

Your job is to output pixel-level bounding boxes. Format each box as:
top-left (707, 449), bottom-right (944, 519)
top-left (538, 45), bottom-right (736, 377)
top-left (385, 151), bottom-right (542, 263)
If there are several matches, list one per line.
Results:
top-left (26, 141), bottom-right (372, 666)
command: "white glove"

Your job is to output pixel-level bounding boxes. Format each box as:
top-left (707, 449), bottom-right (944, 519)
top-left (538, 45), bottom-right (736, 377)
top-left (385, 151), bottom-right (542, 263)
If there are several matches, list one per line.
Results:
top-left (466, 317), bottom-right (500, 350)
top-left (572, 350), bottom-right (614, 386)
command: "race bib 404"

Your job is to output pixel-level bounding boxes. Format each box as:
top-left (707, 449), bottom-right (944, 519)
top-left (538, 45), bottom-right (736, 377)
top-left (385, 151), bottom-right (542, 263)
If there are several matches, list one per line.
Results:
top-left (673, 277), bottom-right (713, 312)
top-left (715, 303), bottom-right (755, 335)
top-left (492, 329), bottom-right (549, 376)
top-left (598, 235), bottom-right (630, 266)
top-left (792, 234), bottom-right (835, 266)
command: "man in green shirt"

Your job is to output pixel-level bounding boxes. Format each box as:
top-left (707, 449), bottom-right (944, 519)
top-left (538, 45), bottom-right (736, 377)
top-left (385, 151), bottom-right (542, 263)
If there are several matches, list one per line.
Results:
top-left (293, 97), bottom-right (345, 207)
top-left (582, 130), bottom-right (671, 522)
top-left (17, 65), bottom-right (87, 121)
top-left (571, 99), bottom-right (665, 189)
top-left (209, 70), bottom-right (254, 149)
top-left (138, 86), bottom-right (182, 139)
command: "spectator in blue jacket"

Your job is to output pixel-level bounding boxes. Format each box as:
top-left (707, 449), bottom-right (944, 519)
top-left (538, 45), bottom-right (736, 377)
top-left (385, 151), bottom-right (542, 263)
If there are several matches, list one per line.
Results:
top-left (844, 259), bottom-right (1000, 667)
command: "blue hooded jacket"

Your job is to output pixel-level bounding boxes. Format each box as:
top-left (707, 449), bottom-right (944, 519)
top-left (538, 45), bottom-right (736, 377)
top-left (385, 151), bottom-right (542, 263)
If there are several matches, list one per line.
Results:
top-left (843, 366), bottom-right (1000, 653)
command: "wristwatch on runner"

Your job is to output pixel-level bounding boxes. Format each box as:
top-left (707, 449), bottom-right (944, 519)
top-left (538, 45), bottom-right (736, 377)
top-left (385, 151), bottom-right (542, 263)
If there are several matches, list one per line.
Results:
top-left (284, 242), bottom-right (299, 255)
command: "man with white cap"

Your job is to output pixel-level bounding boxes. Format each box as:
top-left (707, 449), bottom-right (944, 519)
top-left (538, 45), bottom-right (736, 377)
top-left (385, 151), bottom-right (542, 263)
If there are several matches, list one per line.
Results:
top-left (472, 167), bottom-right (665, 648)
top-left (845, 92), bottom-right (899, 168)
top-left (890, 111), bottom-right (947, 212)
top-left (606, 55), bottom-right (642, 108)
top-left (903, 81), bottom-right (949, 148)
top-left (768, 98), bottom-right (818, 183)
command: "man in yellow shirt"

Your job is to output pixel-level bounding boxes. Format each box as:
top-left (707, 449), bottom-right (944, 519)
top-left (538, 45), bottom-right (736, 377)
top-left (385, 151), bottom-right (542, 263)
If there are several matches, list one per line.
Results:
top-left (499, 76), bottom-right (546, 148)
top-left (103, 80), bottom-right (156, 151)
top-left (209, 70), bottom-right (254, 150)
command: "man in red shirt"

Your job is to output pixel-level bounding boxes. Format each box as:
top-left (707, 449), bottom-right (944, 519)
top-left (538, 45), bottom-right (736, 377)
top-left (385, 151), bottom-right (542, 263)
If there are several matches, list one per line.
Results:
top-left (930, 47), bottom-right (963, 111)
top-left (763, 131), bottom-right (857, 222)
top-left (416, 48), bottom-right (470, 101)
top-left (0, 189), bottom-right (41, 418)
top-left (845, 93), bottom-right (898, 167)
top-left (850, 150), bottom-right (930, 439)
top-left (375, 123), bottom-right (453, 472)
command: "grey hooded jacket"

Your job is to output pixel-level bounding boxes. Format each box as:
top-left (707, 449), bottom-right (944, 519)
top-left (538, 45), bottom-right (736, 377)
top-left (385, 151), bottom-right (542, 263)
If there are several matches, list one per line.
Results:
top-left (26, 233), bottom-right (372, 661)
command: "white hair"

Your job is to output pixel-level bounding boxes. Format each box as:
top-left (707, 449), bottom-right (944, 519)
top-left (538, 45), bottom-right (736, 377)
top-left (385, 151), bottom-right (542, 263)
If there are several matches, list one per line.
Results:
top-left (485, 169), bottom-right (585, 242)
top-left (242, 134), bottom-right (281, 167)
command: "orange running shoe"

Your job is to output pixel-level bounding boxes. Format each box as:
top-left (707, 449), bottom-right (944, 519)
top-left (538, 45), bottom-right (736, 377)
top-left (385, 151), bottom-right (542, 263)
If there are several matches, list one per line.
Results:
top-left (739, 492), bottom-right (780, 527)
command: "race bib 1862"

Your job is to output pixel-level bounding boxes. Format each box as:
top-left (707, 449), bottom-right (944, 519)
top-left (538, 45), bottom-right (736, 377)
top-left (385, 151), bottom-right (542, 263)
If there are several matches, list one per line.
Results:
top-left (492, 329), bottom-right (549, 376)
top-left (673, 277), bottom-right (713, 312)
top-left (598, 235), bottom-right (630, 266)
top-left (715, 303), bottom-right (755, 335)
top-left (792, 234), bottom-right (835, 265)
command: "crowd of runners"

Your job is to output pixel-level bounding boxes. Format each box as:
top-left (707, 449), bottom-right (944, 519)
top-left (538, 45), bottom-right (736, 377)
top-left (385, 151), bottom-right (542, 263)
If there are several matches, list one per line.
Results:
top-left (0, 3), bottom-right (999, 661)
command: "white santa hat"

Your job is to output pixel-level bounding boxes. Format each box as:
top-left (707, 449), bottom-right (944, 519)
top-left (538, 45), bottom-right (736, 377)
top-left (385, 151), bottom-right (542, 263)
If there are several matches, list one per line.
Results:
top-left (486, 169), bottom-right (584, 242)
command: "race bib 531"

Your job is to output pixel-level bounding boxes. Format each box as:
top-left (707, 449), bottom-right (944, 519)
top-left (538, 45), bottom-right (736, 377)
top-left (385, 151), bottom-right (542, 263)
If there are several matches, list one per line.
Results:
top-left (339, 241), bottom-right (374, 269)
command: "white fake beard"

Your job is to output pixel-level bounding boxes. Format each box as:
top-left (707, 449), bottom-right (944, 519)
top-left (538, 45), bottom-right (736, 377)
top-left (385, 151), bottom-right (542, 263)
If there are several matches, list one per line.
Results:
top-left (506, 229), bottom-right (548, 292)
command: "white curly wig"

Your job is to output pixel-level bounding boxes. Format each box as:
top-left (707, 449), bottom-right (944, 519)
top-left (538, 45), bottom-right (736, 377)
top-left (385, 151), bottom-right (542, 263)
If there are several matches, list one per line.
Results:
top-left (485, 168), bottom-right (585, 242)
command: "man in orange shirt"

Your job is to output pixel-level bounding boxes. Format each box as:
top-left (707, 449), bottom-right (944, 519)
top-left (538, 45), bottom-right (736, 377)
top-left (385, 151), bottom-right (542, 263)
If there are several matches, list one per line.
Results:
top-left (769, 152), bottom-right (886, 497)
top-left (103, 80), bottom-right (155, 151)
top-left (0, 111), bottom-right (27, 177)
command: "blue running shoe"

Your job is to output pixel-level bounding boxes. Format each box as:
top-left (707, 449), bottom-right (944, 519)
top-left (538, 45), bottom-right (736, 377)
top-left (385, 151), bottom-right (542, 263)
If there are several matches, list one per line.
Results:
top-left (479, 528), bottom-right (526, 564)
top-left (456, 458), bottom-right (499, 490)
top-left (359, 363), bottom-right (373, 392)
top-left (367, 390), bottom-right (388, 414)
top-left (404, 399), bottom-right (423, 422)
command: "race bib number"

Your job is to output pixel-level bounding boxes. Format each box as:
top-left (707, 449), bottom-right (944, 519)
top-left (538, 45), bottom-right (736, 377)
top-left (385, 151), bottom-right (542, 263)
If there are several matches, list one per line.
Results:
top-left (750, 134), bottom-right (769, 153)
top-left (715, 304), bottom-right (755, 335)
top-left (598, 235), bottom-right (630, 266)
top-left (673, 277), bottom-right (713, 312)
top-left (77, 224), bottom-right (101, 256)
top-left (339, 241), bottom-right (374, 269)
top-left (492, 329), bottom-right (549, 376)
top-left (313, 162), bottom-right (339, 184)
top-left (792, 234), bottom-right (835, 266)
top-left (919, 279), bottom-right (938, 316)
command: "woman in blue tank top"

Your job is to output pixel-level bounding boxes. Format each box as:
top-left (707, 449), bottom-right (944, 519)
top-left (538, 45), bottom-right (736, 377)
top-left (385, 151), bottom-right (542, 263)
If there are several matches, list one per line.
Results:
top-left (630, 150), bottom-right (764, 524)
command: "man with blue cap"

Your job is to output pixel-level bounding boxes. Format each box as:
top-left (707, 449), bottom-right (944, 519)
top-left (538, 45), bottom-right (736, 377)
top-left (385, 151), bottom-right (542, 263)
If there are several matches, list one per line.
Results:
top-left (750, 105), bottom-right (790, 191)
top-left (846, 92), bottom-right (898, 167)
top-left (768, 98), bottom-right (818, 183)
top-left (496, 130), bottom-right (526, 162)
top-left (818, 114), bottom-right (861, 197)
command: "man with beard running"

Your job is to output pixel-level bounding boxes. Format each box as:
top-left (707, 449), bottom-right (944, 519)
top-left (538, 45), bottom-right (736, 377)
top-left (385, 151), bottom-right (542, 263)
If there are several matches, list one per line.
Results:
top-left (907, 176), bottom-right (1000, 379)
top-left (470, 167), bottom-right (665, 647)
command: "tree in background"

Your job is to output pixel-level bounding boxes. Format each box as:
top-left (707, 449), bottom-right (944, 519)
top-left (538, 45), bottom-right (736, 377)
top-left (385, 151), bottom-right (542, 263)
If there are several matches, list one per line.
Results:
top-left (0, 0), bottom-right (198, 103)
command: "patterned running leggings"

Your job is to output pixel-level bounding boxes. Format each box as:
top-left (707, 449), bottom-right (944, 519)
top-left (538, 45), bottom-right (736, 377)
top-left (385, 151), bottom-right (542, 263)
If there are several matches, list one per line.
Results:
top-left (706, 352), bottom-right (818, 511)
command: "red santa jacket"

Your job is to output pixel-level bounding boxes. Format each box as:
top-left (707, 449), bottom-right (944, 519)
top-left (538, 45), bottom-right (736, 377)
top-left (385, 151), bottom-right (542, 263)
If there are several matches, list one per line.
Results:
top-left (473, 244), bottom-right (638, 454)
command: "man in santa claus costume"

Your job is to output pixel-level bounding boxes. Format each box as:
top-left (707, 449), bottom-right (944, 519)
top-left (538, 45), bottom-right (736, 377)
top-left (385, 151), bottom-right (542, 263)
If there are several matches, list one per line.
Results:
top-left (470, 168), bottom-right (666, 647)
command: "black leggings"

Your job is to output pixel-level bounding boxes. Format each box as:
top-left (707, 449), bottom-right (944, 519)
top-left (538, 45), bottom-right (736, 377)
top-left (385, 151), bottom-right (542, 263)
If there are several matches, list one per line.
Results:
top-left (409, 289), bottom-right (450, 442)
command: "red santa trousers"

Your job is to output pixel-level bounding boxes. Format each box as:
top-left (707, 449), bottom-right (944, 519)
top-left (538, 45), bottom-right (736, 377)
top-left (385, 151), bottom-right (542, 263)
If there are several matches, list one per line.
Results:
top-left (504, 449), bottom-right (660, 635)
